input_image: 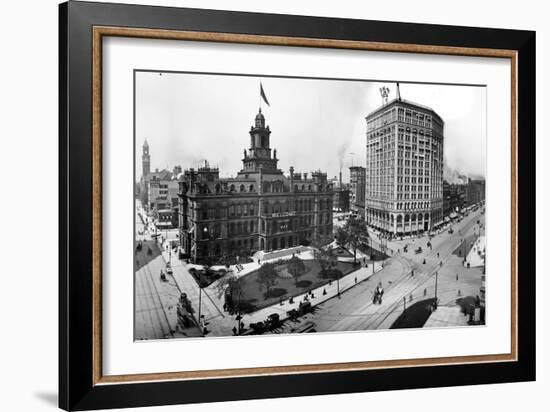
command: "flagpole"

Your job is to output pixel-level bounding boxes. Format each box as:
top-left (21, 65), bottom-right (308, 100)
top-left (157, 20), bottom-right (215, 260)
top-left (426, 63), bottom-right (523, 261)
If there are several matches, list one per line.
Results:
top-left (259, 81), bottom-right (262, 112)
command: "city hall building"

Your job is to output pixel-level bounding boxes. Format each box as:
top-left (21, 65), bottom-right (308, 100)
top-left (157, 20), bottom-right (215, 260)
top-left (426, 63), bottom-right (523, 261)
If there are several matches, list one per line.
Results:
top-left (365, 97), bottom-right (444, 236)
top-left (178, 109), bottom-right (334, 263)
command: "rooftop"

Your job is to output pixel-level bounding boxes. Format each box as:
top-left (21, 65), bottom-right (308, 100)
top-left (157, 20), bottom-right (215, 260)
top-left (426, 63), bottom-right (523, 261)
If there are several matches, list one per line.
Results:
top-left (366, 98), bottom-right (443, 123)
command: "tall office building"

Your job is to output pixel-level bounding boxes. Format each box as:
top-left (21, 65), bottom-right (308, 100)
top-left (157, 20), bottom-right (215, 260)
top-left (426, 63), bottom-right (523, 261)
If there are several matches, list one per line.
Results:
top-left (365, 96), bottom-right (444, 235)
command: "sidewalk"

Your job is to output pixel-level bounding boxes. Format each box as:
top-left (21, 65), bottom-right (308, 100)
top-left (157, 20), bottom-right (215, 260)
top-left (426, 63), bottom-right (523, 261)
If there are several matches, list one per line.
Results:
top-left (424, 305), bottom-right (469, 328)
top-left (465, 235), bottom-right (485, 268)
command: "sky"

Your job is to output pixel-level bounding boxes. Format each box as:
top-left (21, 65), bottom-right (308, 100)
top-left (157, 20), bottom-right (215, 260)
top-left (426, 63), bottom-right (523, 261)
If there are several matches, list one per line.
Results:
top-left (135, 71), bottom-right (486, 183)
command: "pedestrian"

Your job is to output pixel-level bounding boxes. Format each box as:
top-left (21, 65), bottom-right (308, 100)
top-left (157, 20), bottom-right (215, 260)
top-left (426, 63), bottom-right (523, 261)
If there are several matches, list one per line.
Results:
top-left (354, 277), bottom-right (357, 284)
top-left (424, 288), bottom-right (427, 296)
top-left (232, 326), bottom-right (237, 335)
top-left (456, 273), bottom-right (459, 281)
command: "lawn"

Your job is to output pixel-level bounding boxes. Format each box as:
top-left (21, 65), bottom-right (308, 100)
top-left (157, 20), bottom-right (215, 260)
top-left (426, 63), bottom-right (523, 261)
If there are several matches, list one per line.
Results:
top-left (227, 259), bottom-right (358, 314)
top-left (390, 298), bottom-right (437, 329)
top-left (331, 246), bottom-right (353, 259)
top-left (134, 240), bottom-right (162, 271)
top-left (452, 232), bottom-right (477, 258)
top-left (188, 267), bottom-right (228, 288)
top-left (357, 244), bottom-right (388, 261)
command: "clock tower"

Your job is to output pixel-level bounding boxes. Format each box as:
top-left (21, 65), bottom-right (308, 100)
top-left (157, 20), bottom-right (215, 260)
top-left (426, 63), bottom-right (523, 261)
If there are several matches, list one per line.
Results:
top-left (142, 139), bottom-right (151, 178)
top-left (240, 109), bottom-right (280, 175)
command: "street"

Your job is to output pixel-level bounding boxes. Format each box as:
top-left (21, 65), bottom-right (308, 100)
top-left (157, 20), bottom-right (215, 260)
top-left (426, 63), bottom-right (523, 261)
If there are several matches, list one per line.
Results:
top-left (300, 208), bottom-right (485, 332)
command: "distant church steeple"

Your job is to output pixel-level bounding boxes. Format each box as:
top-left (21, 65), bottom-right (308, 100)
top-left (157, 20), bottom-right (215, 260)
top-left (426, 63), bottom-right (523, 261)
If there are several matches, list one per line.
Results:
top-left (142, 139), bottom-right (151, 178)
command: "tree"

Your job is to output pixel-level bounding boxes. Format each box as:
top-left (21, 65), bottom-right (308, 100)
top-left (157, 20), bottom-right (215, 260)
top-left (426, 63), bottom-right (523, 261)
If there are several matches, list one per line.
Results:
top-left (257, 263), bottom-right (278, 293)
top-left (287, 256), bottom-right (306, 285)
top-left (336, 216), bottom-right (369, 263)
top-left (216, 271), bottom-right (245, 333)
top-left (313, 244), bottom-right (343, 297)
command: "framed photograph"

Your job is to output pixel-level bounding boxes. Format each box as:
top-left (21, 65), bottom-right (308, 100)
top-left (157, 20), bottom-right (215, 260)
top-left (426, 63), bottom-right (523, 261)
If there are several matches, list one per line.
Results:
top-left (59, 1), bottom-right (536, 410)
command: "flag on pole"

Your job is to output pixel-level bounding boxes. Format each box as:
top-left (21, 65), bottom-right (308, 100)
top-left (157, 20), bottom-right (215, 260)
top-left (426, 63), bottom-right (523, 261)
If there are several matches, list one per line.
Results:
top-left (260, 82), bottom-right (270, 107)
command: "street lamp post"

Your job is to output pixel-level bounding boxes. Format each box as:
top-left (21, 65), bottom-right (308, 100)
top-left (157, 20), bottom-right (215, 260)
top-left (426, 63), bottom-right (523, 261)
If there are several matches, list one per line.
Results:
top-left (197, 226), bottom-right (209, 333)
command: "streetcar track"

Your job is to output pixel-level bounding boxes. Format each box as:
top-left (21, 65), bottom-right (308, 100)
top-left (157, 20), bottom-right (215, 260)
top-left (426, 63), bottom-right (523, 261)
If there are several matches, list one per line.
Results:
top-left (139, 258), bottom-right (174, 338)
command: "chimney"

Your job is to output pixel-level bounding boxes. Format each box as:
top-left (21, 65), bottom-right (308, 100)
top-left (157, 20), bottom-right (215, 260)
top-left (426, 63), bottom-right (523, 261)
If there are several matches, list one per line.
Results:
top-left (339, 170), bottom-right (342, 188)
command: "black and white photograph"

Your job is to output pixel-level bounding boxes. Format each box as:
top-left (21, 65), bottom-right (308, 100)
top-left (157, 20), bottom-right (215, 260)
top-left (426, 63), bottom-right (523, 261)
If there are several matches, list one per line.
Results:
top-left (134, 72), bottom-right (487, 339)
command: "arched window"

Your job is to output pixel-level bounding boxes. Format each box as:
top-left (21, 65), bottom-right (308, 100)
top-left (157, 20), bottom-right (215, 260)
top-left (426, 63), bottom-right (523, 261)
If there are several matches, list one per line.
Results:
top-left (230, 184), bottom-right (235, 192)
top-left (240, 184), bottom-right (245, 192)
top-left (249, 184), bottom-right (254, 192)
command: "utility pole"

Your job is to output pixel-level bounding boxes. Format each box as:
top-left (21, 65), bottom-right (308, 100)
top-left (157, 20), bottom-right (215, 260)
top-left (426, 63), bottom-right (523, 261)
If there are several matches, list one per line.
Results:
top-left (434, 271), bottom-right (439, 310)
top-left (198, 271), bottom-right (203, 330)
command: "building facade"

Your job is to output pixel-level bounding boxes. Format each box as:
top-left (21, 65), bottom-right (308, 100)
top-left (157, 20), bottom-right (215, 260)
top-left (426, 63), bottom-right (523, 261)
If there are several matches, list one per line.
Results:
top-left (443, 180), bottom-right (467, 217)
top-left (147, 177), bottom-right (179, 213)
top-left (139, 140), bottom-right (181, 225)
top-left (349, 166), bottom-right (366, 215)
top-left (178, 109), bottom-right (334, 263)
top-left (365, 98), bottom-right (444, 235)
top-left (329, 173), bottom-right (350, 213)
top-left (467, 178), bottom-right (486, 206)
